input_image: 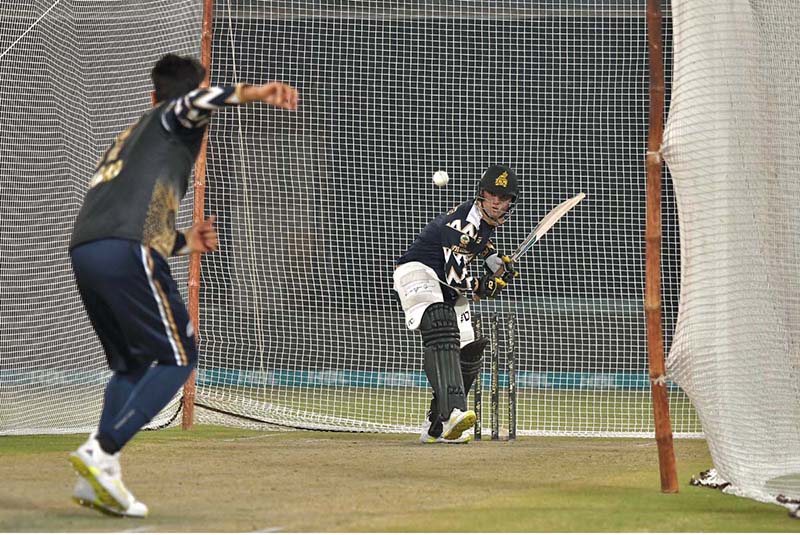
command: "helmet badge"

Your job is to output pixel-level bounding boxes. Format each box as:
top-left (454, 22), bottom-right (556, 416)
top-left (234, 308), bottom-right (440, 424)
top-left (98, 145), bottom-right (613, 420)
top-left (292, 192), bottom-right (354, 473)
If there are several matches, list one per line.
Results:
top-left (495, 171), bottom-right (508, 188)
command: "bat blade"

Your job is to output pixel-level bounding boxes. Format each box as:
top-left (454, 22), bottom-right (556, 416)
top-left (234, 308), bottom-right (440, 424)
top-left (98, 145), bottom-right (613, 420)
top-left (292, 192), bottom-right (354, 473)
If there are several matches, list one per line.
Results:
top-left (510, 192), bottom-right (585, 263)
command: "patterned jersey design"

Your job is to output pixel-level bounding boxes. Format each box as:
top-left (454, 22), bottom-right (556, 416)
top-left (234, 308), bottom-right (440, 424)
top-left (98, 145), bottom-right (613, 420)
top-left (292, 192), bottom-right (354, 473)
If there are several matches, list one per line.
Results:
top-left (443, 204), bottom-right (485, 289)
top-left (70, 85), bottom-right (244, 257)
top-left (161, 85), bottom-right (242, 132)
top-left (396, 200), bottom-right (497, 302)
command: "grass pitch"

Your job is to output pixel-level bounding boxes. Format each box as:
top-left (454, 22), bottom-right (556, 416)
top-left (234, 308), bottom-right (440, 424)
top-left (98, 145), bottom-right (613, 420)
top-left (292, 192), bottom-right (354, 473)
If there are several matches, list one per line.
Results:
top-left (0, 426), bottom-right (796, 532)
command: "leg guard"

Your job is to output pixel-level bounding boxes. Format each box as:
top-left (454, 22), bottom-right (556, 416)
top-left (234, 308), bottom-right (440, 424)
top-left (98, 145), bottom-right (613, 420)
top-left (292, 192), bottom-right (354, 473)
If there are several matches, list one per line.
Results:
top-left (460, 337), bottom-right (487, 395)
top-left (428, 336), bottom-right (487, 428)
top-left (420, 302), bottom-right (466, 422)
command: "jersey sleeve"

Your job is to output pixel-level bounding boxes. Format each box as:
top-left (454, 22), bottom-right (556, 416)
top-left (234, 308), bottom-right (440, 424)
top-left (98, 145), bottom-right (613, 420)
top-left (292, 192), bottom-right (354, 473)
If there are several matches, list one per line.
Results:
top-left (160, 84), bottom-right (245, 133)
top-left (481, 241), bottom-right (503, 273)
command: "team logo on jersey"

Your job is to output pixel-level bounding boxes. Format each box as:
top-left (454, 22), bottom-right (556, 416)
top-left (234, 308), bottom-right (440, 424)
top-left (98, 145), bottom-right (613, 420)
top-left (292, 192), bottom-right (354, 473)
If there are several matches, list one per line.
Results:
top-left (448, 219), bottom-right (480, 255)
top-left (495, 171), bottom-right (508, 188)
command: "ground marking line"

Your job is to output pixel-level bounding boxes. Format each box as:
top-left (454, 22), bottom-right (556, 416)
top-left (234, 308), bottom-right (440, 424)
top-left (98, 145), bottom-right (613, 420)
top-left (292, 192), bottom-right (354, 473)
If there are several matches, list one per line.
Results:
top-left (121, 525), bottom-right (155, 533)
top-left (222, 433), bottom-right (283, 442)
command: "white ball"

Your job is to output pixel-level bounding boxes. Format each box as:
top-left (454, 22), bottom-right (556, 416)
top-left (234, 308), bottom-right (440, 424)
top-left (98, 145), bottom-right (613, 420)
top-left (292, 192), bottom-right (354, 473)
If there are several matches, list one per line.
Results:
top-left (432, 170), bottom-right (450, 187)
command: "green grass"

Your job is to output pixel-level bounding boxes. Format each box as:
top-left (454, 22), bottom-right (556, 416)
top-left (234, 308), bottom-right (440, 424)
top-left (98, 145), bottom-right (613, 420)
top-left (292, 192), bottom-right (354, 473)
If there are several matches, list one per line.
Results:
top-left (0, 425), bottom-right (795, 532)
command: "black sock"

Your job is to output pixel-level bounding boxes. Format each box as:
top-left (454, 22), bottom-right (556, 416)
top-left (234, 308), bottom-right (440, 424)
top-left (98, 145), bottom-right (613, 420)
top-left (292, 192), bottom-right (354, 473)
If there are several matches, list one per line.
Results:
top-left (96, 432), bottom-right (120, 455)
top-left (428, 417), bottom-right (444, 437)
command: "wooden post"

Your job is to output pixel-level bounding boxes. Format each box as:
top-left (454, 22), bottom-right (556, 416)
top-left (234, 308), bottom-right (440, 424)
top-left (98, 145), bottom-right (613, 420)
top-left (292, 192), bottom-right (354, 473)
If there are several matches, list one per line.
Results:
top-left (182, 0), bottom-right (215, 430)
top-left (645, 0), bottom-right (679, 493)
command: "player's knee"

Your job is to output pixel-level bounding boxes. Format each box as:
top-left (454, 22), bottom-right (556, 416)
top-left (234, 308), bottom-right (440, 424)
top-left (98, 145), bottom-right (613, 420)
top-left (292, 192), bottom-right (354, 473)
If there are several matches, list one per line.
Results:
top-left (460, 337), bottom-right (487, 375)
top-left (419, 302), bottom-right (459, 348)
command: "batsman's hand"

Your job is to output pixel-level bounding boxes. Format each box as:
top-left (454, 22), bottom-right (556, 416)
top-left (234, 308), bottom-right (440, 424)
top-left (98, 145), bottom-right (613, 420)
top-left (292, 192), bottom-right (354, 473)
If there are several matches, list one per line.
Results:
top-left (474, 270), bottom-right (507, 300)
top-left (485, 253), bottom-right (520, 284)
top-left (241, 82), bottom-right (299, 110)
top-left (185, 215), bottom-right (218, 254)
top-left (498, 255), bottom-right (519, 284)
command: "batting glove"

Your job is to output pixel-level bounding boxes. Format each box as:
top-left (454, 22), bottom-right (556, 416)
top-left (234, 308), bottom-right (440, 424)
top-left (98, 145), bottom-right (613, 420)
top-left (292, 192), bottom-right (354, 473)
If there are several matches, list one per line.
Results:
top-left (475, 270), bottom-right (507, 300)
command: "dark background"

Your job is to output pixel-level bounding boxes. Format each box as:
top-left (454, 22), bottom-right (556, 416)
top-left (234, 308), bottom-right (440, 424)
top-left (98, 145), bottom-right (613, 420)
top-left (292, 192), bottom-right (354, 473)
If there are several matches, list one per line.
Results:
top-left (199, 1), bottom-right (677, 376)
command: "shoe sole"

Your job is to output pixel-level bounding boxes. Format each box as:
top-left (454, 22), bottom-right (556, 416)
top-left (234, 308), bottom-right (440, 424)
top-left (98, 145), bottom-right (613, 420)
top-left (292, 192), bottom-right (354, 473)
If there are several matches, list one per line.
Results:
top-left (69, 454), bottom-right (126, 513)
top-left (72, 496), bottom-right (124, 517)
top-left (439, 434), bottom-right (473, 444)
top-left (72, 496), bottom-right (147, 518)
top-left (443, 411), bottom-right (477, 440)
top-left (419, 434), bottom-right (472, 444)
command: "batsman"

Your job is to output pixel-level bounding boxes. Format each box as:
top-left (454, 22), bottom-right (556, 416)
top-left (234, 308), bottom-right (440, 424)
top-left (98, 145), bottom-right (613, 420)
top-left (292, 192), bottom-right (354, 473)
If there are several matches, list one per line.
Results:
top-left (394, 164), bottom-right (520, 443)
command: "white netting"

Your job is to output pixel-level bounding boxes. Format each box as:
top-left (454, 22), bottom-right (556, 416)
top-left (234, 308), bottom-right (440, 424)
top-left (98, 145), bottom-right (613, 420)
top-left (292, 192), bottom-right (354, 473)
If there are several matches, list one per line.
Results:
top-left (0, 1), bottom-right (202, 434)
top-left (194, 0), bottom-right (698, 437)
top-left (663, 0), bottom-right (800, 501)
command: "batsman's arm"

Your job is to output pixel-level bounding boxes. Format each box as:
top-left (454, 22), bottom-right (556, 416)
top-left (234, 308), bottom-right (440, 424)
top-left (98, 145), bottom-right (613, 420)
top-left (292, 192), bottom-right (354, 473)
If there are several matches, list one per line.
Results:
top-left (473, 250), bottom-right (517, 303)
top-left (484, 252), bottom-right (519, 283)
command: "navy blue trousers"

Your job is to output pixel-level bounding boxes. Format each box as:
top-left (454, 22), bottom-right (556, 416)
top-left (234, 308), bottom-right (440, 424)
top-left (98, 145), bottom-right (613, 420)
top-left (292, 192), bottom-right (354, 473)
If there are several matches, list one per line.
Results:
top-left (71, 239), bottom-right (198, 451)
top-left (70, 239), bottom-right (197, 372)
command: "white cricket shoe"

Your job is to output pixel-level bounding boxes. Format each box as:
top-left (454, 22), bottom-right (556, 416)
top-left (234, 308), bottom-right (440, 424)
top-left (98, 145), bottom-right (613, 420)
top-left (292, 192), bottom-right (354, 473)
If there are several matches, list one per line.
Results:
top-left (69, 437), bottom-right (135, 514)
top-left (72, 448), bottom-right (148, 517)
top-left (419, 426), bottom-right (472, 444)
top-left (72, 476), bottom-right (149, 518)
top-left (441, 408), bottom-right (477, 440)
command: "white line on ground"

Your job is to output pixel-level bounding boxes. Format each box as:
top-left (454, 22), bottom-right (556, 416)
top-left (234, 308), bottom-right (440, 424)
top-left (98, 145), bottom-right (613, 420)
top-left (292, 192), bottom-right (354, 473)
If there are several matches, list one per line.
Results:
top-left (222, 433), bottom-right (283, 442)
top-left (121, 526), bottom-right (155, 533)
top-left (250, 526), bottom-right (283, 532)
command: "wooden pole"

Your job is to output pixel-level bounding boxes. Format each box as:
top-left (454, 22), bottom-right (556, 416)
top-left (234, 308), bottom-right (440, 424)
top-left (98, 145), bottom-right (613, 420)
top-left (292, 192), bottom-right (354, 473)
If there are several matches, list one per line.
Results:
top-left (182, 0), bottom-right (215, 430)
top-left (645, 0), bottom-right (679, 493)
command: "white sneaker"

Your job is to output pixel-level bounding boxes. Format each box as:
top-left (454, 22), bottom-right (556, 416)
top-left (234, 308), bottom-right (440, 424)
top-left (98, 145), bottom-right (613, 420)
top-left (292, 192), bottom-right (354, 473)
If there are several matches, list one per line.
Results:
top-left (419, 427), bottom-right (472, 444)
top-left (69, 437), bottom-right (134, 513)
top-left (72, 476), bottom-right (149, 518)
top-left (441, 408), bottom-right (477, 440)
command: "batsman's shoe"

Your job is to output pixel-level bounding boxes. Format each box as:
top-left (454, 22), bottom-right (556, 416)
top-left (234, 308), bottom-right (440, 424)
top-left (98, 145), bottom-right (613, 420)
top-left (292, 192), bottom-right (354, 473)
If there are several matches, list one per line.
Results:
top-left (419, 427), bottom-right (472, 444)
top-left (69, 437), bottom-right (133, 513)
top-left (442, 408), bottom-right (477, 440)
top-left (72, 477), bottom-right (149, 518)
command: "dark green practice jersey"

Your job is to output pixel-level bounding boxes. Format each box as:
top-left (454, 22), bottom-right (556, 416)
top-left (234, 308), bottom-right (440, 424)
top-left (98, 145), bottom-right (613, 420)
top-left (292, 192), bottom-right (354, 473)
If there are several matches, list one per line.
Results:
top-left (70, 85), bottom-right (243, 258)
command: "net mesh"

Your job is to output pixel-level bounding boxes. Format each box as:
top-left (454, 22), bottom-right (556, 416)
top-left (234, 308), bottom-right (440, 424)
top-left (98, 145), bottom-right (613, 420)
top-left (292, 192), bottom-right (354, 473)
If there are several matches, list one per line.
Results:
top-left (0, 1), bottom-right (700, 440)
top-left (663, 0), bottom-right (800, 502)
top-left (195, 0), bottom-right (698, 437)
top-left (0, 1), bottom-right (202, 434)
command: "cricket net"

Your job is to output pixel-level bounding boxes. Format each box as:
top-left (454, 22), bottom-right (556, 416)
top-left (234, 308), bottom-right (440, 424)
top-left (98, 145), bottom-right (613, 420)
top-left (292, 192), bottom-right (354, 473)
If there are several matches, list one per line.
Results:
top-left (0, 1), bottom-right (201, 434)
top-left (0, 1), bottom-right (697, 440)
top-left (663, 0), bottom-right (800, 504)
top-left (194, 0), bottom-right (696, 437)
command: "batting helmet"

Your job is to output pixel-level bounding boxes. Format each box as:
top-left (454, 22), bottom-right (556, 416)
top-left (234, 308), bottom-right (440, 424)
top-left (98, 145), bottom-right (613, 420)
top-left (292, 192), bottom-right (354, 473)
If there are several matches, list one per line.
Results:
top-left (476, 164), bottom-right (519, 202)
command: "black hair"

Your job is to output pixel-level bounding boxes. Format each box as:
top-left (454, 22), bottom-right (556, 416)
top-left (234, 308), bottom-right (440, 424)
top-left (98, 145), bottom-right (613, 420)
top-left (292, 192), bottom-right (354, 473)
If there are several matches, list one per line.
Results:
top-left (151, 54), bottom-right (206, 103)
